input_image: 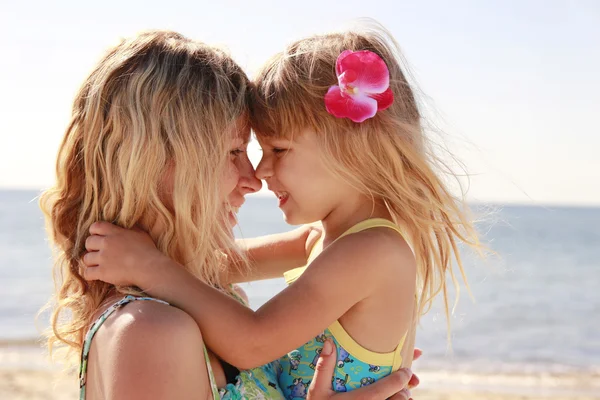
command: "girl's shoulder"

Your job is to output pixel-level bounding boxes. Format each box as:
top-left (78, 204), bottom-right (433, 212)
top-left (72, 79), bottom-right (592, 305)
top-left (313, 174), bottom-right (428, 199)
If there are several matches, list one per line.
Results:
top-left (334, 226), bottom-right (414, 269)
top-left (306, 226), bottom-right (415, 286)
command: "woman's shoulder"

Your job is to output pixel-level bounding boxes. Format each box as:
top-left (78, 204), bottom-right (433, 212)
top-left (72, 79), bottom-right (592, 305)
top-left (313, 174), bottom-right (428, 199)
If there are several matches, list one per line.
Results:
top-left (86, 297), bottom-right (212, 398)
top-left (90, 296), bottom-right (204, 365)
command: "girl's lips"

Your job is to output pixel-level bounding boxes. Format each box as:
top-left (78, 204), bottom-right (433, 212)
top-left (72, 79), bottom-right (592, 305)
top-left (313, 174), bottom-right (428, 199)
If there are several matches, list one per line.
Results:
top-left (278, 196), bottom-right (288, 207)
top-left (272, 190), bottom-right (289, 208)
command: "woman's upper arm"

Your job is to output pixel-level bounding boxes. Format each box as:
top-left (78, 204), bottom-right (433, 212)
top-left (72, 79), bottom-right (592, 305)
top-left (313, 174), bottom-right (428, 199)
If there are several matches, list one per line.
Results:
top-left (103, 305), bottom-right (212, 400)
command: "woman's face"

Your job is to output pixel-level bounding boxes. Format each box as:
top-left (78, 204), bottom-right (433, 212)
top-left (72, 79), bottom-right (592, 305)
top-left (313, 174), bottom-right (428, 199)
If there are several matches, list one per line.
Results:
top-left (158, 118), bottom-right (261, 234)
top-left (220, 119), bottom-right (262, 231)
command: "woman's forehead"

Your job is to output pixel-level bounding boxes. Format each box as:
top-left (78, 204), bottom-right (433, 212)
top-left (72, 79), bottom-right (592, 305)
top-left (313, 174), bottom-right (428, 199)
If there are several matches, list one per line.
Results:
top-left (232, 116), bottom-right (251, 142)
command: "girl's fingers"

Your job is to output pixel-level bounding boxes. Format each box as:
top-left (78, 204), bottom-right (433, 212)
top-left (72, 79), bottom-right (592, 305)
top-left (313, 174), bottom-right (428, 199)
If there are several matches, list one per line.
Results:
top-left (89, 221), bottom-right (118, 235)
top-left (82, 251), bottom-right (99, 267)
top-left (85, 235), bottom-right (104, 252)
top-left (81, 264), bottom-right (100, 281)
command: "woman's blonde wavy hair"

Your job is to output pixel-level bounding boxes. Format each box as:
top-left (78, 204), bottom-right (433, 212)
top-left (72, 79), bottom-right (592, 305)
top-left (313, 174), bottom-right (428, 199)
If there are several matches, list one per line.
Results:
top-left (250, 23), bottom-right (482, 333)
top-left (40, 30), bottom-right (250, 362)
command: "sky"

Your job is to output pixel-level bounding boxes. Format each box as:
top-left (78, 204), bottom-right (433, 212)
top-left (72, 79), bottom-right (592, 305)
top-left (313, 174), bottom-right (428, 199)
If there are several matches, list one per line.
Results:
top-left (1, 0), bottom-right (599, 206)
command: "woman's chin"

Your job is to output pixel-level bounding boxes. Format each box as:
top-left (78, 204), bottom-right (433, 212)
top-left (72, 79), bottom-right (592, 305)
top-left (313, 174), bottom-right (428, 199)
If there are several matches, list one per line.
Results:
top-left (218, 214), bottom-right (237, 239)
top-left (223, 222), bottom-right (235, 238)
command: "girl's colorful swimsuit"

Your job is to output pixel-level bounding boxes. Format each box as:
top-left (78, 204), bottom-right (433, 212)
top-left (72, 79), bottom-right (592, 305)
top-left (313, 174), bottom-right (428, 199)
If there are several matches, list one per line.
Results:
top-left (79, 294), bottom-right (286, 400)
top-left (277, 218), bottom-right (413, 398)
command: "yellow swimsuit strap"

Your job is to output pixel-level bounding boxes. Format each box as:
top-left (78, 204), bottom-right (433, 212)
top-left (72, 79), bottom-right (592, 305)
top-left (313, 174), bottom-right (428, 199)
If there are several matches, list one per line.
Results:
top-left (336, 218), bottom-right (405, 241)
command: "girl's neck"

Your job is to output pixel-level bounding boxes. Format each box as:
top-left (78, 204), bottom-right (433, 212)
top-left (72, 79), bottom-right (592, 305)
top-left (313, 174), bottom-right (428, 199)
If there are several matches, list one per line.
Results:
top-left (321, 195), bottom-right (392, 247)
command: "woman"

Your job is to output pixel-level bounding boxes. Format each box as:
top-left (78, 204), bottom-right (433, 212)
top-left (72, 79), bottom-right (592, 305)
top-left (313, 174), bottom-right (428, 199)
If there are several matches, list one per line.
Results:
top-left (41, 30), bottom-right (416, 399)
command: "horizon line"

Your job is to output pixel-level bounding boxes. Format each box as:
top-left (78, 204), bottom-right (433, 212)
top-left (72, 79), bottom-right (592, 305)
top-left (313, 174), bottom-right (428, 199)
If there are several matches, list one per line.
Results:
top-left (2, 187), bottom-right (598, 209)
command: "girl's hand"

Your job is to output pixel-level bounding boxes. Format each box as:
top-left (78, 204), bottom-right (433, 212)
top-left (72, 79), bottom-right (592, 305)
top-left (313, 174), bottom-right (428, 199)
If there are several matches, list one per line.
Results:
top-left (82, 221), bottom-right (166, 288)
top-left (307, 341), bottom-right (421, 399)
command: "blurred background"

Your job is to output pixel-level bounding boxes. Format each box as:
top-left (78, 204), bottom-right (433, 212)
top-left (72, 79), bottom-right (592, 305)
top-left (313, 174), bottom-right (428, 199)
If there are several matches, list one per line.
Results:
top-left (1, 1), bottom-right (599, 399)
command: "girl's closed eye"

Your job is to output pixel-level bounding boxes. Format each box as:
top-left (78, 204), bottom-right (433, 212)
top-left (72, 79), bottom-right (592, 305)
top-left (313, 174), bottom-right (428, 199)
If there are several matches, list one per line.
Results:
top-left (258, 146), bottom-right (288, 155)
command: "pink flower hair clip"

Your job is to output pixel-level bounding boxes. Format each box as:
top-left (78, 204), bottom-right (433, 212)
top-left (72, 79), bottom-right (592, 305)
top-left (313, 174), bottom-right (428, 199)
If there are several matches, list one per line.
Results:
top-left (324, 50), bottom-right (394, 123)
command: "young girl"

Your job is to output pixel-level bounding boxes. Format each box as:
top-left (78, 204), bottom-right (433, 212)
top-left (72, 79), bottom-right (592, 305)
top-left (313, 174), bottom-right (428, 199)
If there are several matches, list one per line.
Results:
top-left (84, 24), bottom-right (480, 396)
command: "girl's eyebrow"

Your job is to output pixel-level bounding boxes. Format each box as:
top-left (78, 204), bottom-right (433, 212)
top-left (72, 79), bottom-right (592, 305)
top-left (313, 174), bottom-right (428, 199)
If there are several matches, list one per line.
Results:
top-left (266, 137), bottom-right (293, 145)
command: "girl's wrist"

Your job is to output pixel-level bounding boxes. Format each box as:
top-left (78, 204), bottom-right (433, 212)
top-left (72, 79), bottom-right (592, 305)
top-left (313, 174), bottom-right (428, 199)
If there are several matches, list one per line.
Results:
top-left (138, 251), bottom-right (172, 290)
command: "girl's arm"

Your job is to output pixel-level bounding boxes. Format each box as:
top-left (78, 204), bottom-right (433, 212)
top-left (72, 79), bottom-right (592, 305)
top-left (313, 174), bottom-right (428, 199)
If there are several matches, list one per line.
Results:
top-left (83, 223), bottom-right (320, 286)
top-left (83, 222), bottom-right (413, 370)
top-left (227, 224), bottom-right (321, 283)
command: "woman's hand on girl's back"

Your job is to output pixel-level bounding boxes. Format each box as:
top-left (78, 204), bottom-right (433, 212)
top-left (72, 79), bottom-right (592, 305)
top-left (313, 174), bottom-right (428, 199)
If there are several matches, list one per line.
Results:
top-left (307, 340), bottom-right (421, 399)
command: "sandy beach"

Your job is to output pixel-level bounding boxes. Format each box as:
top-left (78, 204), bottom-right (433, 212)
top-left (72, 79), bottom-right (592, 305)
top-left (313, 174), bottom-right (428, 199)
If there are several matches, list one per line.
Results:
top-left (1, 343), bottom-right (598, 400)
top-left (2, 368), bottom-right (599, 400)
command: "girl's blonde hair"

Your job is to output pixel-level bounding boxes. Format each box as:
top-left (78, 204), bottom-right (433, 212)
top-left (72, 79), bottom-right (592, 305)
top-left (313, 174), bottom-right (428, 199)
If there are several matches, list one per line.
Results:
top-left (40, 30), bottom-right (250, 362)
top-left (250, 24), bottom-right (481, 331)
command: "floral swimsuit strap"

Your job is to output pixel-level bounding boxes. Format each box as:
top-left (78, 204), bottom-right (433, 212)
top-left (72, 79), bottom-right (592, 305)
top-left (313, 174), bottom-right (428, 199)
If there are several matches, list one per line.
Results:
top-left (78, 294), bottom-right (220, 400)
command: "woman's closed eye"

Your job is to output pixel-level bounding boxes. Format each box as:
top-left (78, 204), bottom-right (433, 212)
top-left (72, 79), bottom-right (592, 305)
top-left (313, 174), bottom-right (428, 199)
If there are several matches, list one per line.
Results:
top-left (230, 148), bottom-right (245, 157)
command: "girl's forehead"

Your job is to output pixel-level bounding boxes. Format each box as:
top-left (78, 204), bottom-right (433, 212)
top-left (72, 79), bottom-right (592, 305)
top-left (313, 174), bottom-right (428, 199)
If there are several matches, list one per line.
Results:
top-left (256, 135), bottom-right (292, 145)
top-left (257, 128), bottom-right (315, 144)
top-left (254, 127), bottom-right (306, 144)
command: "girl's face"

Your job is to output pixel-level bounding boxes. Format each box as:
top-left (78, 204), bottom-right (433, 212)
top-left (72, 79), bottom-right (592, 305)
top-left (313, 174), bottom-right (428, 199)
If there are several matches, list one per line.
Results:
top-left (220, 120), bottom-right (262, 231)
top-left (255, 129), bottom-right (357, 225)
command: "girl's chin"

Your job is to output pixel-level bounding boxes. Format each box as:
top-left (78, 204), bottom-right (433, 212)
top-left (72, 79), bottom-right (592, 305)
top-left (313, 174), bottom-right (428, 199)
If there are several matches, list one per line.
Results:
top-left (281, 208), bottom-right (319, 226)
top-left (281, 211), bottom-right (302, 226)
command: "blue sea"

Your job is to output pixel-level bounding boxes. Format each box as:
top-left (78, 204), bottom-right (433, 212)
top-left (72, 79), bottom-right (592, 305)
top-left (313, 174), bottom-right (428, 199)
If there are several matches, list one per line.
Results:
top-left (1, 189), bottom-right (599, 393)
